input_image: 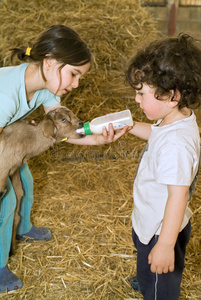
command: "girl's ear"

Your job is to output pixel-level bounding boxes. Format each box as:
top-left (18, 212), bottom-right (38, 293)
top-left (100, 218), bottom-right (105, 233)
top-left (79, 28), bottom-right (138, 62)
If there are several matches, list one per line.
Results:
top-left (167, 90), bottom-right (181, 108)
top-left (43, 57), bottom-right (53, 70)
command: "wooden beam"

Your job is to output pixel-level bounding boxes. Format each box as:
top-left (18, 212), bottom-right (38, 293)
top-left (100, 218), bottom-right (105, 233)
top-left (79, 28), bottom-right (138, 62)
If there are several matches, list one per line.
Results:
top-left (167, 0), bottom-right (179, 36)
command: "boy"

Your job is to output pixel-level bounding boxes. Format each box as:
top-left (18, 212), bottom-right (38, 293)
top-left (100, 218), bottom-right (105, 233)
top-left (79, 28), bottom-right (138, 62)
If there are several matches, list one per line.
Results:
top-left (125, 34), bottom-right (201, 299)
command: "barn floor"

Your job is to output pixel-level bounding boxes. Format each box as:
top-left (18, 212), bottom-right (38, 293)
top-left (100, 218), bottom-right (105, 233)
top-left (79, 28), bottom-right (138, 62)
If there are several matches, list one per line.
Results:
top-left (0, 0), bottom-right (201, 299)
top-left (1, 142), bottom-right (201, 300)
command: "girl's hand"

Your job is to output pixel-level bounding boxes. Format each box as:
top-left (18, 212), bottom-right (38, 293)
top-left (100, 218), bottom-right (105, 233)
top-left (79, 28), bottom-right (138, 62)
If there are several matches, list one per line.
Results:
top-left (96, 123), bottom-right (130, 145)
top-left (148, 242), bottom-right (175, 274)
top-left (25, 120), bottom-right (37, 126)
top-left (29, 120), bottom-right (37, 125)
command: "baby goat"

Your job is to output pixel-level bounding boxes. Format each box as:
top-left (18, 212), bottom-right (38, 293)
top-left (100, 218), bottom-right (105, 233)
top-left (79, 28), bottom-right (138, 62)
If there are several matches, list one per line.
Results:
top-left (0, 106), bottom-right (83, 253)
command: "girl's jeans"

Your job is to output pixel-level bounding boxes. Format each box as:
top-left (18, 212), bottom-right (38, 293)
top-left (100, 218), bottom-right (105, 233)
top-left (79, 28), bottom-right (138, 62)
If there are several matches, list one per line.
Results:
top-left (132, 221), bottom-right (191, 300)
top-left (0, 163), bottom-right (33, 267)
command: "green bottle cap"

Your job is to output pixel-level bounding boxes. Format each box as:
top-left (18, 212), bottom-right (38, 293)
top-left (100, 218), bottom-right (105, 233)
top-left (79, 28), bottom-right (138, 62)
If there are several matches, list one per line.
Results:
top-left (83, 122), bottom-right (92, 135)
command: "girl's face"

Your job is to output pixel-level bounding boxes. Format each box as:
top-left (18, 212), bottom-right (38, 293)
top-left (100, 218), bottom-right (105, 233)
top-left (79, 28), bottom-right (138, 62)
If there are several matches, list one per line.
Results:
top-left (44, 59), bottom-right (90, 96)
top-left (135, 83), bottom-right (171, 121)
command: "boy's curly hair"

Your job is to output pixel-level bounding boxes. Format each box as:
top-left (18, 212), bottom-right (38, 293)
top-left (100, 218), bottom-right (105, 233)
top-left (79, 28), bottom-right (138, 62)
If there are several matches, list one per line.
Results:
top-left (126, 34), bottom-right (201, 110)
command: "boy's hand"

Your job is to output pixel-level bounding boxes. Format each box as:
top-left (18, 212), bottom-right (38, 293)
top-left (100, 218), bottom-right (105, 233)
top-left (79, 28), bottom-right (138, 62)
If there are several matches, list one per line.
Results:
top-left (148, 241), bottom-right (175, 274)
top-left (96, 123), bottom-right (130, 145)
top-left (147, 185), bottom-right (189, 275)
top-left (67, 123), bottom-right (131, 145)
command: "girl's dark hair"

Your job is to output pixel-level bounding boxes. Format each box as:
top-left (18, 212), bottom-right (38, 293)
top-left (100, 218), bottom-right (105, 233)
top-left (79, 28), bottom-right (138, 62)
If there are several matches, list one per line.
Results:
top-left (126, 34), bottom-right (201, 109)
top-left (10, 25), bottom-right (92, 81)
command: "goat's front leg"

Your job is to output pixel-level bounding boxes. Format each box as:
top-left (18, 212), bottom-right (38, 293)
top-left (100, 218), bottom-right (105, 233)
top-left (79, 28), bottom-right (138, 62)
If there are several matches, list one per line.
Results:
top-left (10, 169), bottom-right (24, 255)
top-left (0, 176), bottom-right (8, 199)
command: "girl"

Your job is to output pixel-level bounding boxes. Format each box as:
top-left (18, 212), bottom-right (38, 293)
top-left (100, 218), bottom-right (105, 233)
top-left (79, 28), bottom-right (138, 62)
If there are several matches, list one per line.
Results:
top-left (0, 24), bottom-right (127, 293)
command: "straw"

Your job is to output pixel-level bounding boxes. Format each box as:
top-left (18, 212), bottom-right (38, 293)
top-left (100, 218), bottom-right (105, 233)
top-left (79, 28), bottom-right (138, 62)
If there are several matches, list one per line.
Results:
top-left (0, 0), bottom-right (200, 299)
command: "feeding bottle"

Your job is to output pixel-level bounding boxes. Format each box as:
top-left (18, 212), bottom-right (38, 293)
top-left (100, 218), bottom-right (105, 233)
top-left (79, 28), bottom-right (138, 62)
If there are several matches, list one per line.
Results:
top-left (76, 109), bottom-right (133, 135)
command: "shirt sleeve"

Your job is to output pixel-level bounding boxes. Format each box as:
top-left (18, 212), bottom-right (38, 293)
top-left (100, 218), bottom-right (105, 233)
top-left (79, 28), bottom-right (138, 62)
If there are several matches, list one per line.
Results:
top-left (42, 93), bottom-right (60, 107)
top-left (155, 144), bottom-right (195, 186)
top-left (0, 94), bottom-right (17, 127)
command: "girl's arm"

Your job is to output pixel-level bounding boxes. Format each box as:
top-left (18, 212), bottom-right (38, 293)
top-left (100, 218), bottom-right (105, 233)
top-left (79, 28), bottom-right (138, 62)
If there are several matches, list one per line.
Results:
top-left (148, 184), bottom-right (189, 274)
top-left (43, 103), bottom-right (61, 114)
top-left (43, 104), bottom-right (129, 145)
top-left (128, 121), bottom-right (152, 140)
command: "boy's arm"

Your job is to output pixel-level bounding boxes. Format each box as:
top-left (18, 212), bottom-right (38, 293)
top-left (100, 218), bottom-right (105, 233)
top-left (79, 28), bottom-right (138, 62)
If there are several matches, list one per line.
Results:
top-left (67, 121), bottom-right (152, 145)
top-left (148, 185), bottom-right (189, 274)
top-left (128, 121), bottom-right (152, 140)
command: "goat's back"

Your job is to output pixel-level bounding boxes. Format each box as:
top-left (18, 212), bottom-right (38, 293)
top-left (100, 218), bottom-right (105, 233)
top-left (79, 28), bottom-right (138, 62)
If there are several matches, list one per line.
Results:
top-left (0, 121), bottom-right (52, 176)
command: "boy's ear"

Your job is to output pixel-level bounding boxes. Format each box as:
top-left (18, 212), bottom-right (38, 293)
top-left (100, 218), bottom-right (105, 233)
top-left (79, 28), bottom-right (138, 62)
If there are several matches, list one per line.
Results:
top-left (167, 90), bottom-right (181, 108)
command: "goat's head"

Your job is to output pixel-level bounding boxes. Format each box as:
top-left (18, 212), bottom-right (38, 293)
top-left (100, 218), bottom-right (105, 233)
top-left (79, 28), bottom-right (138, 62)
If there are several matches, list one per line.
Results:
top-left (42, 106), bottom-right (84, 141)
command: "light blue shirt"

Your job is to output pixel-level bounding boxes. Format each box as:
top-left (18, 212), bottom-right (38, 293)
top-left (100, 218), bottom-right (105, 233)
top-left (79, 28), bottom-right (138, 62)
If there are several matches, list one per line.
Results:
top-left (0, 63), bottom-right (60, 127)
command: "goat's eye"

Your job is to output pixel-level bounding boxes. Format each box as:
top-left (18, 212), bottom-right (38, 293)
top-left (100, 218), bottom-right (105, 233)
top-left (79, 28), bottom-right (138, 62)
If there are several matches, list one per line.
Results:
top-left (62, 118), bottom-right (68, 123)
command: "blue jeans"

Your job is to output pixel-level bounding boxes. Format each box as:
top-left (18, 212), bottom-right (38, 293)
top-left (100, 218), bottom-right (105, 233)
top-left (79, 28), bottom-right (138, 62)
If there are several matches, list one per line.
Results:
top-left (0, 163), bottom-right (33, 267)
top-left (132, 221), bottom-right (191, 300)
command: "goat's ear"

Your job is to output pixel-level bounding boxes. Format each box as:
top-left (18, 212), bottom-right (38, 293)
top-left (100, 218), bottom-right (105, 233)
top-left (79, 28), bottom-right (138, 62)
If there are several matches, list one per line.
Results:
top-left (42, 118), bottom-right (56, 139)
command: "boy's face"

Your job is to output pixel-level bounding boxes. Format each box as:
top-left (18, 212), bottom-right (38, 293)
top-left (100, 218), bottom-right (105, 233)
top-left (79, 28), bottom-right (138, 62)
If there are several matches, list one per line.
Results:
top-left (135, 83), bottom-right (171, 121)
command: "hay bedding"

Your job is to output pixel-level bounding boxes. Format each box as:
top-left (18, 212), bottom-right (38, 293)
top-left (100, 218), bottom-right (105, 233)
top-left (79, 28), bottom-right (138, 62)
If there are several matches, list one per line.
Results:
top-left (0, 0), bottom-right (200, 299)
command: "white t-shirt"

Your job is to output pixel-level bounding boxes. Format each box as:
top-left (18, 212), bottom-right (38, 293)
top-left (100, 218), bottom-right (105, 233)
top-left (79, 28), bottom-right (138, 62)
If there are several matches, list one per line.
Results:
top-left (132, 112), bottom-right (200, 245)
top-left (0, 63), bottom-right (60, 127)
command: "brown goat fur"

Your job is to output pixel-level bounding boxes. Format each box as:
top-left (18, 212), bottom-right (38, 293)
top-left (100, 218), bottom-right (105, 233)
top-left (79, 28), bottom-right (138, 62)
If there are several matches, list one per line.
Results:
top-left (0, 106), bottom-right (83, 253)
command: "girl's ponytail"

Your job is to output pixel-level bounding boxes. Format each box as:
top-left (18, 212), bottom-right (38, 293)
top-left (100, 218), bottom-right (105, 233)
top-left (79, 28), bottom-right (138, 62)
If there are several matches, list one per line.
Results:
top-left (10, 47), bottom-right (32, 62)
